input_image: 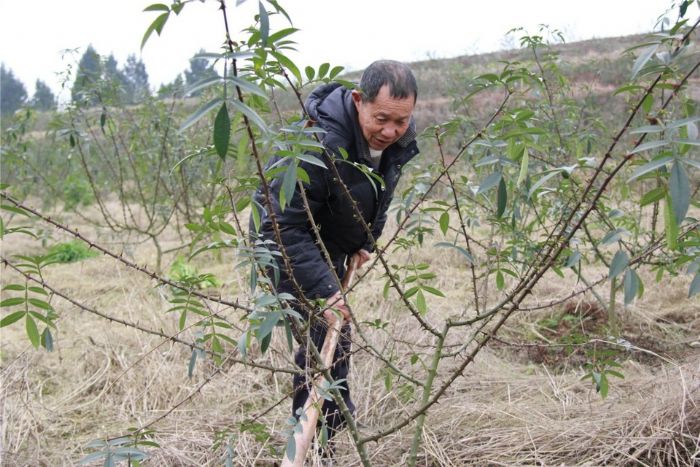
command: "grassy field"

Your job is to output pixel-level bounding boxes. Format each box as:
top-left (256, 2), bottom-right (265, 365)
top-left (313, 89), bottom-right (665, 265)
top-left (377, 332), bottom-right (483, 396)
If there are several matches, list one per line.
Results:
top-left (1, 201), bottom-right (698, 466)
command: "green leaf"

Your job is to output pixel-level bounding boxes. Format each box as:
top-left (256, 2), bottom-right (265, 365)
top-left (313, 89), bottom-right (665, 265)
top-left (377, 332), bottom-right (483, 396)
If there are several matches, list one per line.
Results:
top-left (689, 272), bottom-right (700, 298)
top-left (179, 98), bottom-right (223, 132)
top-left (439, 212), bottom-right (449, 236)
top-left (403, 286), bottom-right (420, 299)
top-left (477, 172), bottom-right (501, 194)
top-left (258, 1), bottom-right (269, 46)
top-left (516, 146), bottom-right (529, 188)
top-left (255, 294), bottom-right (280, 307)
top-left (279, 159), bottom-right (298, 212)
top-left (143, 3), bottom-right (169, 12)
top-left (680, 0), bottom-right (691, 16)
top-left (496, 178), bottom-right (507, 218)
top-left (214, 103), bottom-right (231, 159)
top-left (598, 373), bottom-right (609, 399)
top-left (623, 269), bottom-right (639, 305)
top-left (565, 250), bottom-right (581, 268)
top-left (434, 242), bottom-right (474, 265)
top-left (318, 62), bottom-right (330, 79)
top-left (211, 335), bottom-right (223, 355)
top-left (642, 93), bottom-right (653, 114)
top-left (628, 156), bottom-right (673, 182)
top-left (606, 370), bottom-right (625, 379)
top-left (1, 204), bottom-right (31, 217)
top-left (27, 298), bottom-right (53, 311)
top-left (26, 315), bottom-right (40, 348)
top-left (613, 84), bottom-right (645, 96)
top-left (257, 311), bottom-right (280, 342)
top-left (318, 420), bottom-right (329, 449)
top-left (415, 289), bottom-right (427, 315)
top-left (0, 310), bottom-right (25, 327)
top-left (229, 99), bottom-right (268, 133)
top-left (267, 27), bottom-right (299, 43)
top-left (496, 270), bottom-right (505, 290)
top-left (629, 139), bottom-right (668, 155)
top-left (631, 43), bottom-right (659, 79)
top-left (218, 221), bottom-right (236, 236)
top-left (667, 116), bottom-right (700, 128)
top-left (270, 50), bottom-right (301, 84)
top-left (640, 186), bottom-right (666, 206)
top-left (664, 194), bottom-right (679, 251)
top-left (41, 327), bottom-right (53, 352)
top-left (609, 250), bottom-right (629, 280)
top-left (304, 66), bottom-right (315, 81)
top-left (225, 74), bottom-right (269, 96)
top-left (421, 286), bottom-right (445, 297)
top-left (141, 12), bottom-right (169, 50)
top-left (329, 65), bottom-right (344, 79)
top-left (296, 153), bottom-right (326, 168)
top-left (528, 171), bottom-right (559, 199)
top-left (187, 349), bottom-right (198, 378)
top-left (673, 138), bottom-right (700, 146)
top-left (179, 310), bottom-right (187, 331)
top-left (0, 297), bottom-right (25, 307)
top-left (3, 284), bottom-right (26, 292)
top-left (384, 370), bottom-right (393, 391)
top-left (601, 228), bottom-right (629, 245)
top-left (669, 159), bottom-right (690, 224)
top-left (183, 75), bottom-right (221, 96)
top-left (285, 433), bottom-right (296, 461)
top-left (630, 124), bottom-right (665, 134)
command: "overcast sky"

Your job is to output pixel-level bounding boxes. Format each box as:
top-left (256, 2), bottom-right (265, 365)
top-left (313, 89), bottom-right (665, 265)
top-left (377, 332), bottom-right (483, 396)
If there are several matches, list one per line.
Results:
top-left (0, 0), bottom-right (694, 102)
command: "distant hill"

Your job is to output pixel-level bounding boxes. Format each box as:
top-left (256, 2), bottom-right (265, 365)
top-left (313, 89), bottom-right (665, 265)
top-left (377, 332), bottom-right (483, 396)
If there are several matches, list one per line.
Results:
top-left (397, 32), bottom-right (699, 132)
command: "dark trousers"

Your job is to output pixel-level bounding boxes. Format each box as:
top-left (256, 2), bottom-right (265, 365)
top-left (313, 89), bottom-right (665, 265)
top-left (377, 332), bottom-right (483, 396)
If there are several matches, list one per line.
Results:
top-left (292, 316), bottom-right (355, 438)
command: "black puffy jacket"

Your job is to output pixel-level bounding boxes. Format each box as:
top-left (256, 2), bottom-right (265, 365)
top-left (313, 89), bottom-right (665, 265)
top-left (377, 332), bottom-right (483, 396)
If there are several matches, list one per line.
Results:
top-left (252, 82), bottom-right (419, 300)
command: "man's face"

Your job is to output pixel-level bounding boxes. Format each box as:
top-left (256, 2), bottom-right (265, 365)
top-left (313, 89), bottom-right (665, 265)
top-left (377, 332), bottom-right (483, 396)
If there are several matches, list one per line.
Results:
top-left (352, 85), bottom-right (415, 151)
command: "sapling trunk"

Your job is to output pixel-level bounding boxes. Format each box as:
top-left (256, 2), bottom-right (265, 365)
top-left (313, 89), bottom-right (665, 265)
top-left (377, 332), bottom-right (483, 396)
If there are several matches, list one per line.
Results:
top-left (408, 327), bottom-right (446, 467)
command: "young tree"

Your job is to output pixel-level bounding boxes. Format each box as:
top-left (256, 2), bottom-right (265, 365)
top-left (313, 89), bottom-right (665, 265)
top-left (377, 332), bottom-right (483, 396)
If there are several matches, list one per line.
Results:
top-left (31, 79), bottom-right (56, 111)
top-left (1, 64), bottom-right (28, 116)
top-left (123, 54), bottom-right (150, 103)
top-left (71, 45), bottom-right (102, 105)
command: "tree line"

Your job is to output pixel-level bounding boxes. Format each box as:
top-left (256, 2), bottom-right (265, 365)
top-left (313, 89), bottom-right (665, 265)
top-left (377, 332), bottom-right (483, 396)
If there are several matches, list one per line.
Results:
top-left (0, 45), bottom-right (218, 116)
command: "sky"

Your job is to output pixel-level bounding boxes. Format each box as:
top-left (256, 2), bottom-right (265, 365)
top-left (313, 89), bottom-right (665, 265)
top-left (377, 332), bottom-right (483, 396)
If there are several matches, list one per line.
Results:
top-left (0, 0), bottom-right (695, 103)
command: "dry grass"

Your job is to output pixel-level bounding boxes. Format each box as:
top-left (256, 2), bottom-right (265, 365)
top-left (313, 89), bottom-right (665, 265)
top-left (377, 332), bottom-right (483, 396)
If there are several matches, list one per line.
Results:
top-left (1, 204), bottom-right (699, 467)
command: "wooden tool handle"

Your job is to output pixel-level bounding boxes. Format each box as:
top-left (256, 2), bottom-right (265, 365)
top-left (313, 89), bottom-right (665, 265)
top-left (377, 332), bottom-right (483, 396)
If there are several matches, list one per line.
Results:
top-left (281, 255), bottom-right (360, 466)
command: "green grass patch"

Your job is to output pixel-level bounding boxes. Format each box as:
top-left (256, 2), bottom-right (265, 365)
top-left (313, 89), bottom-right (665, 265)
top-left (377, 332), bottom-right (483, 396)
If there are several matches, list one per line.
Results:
top-left (47, 241), bottom-right (99, 263)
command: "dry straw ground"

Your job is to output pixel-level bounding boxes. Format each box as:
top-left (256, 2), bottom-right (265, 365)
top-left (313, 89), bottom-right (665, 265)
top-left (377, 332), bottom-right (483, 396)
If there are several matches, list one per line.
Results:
top-left (1, 203), bottom-right (699, 466)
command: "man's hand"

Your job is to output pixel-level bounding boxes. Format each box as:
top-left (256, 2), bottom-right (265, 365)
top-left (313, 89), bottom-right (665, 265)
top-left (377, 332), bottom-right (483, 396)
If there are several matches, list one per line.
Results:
top-left (322, 250), bottom-right (371, 325)
top-left (353, 249), bottom-right (371, 269)
top-left (324, 291), bottom-right (350, 323)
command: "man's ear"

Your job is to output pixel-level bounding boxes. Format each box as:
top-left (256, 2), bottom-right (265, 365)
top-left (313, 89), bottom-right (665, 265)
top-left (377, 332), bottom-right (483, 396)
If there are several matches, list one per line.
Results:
top-left (351, 89), bottom-right (362, 109)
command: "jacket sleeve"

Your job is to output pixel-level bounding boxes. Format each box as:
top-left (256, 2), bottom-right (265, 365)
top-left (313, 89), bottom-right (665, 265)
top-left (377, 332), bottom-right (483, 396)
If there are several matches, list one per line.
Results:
top-left (258, 157), bottom-right (340, 300)
top-left (363, 194), bottom-right (391, 253)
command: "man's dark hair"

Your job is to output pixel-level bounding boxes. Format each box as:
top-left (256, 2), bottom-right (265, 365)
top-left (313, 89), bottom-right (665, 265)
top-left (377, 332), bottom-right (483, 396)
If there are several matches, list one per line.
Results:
top-left (358, 60), bottom-right (417, 103)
